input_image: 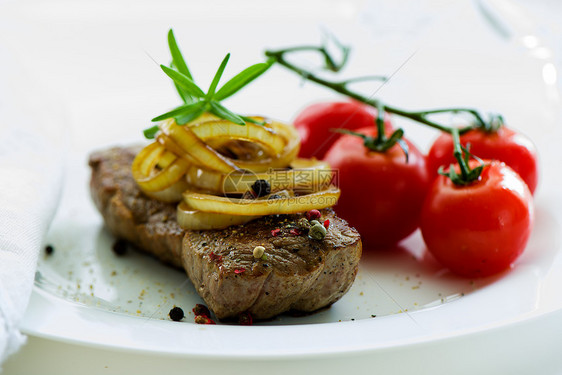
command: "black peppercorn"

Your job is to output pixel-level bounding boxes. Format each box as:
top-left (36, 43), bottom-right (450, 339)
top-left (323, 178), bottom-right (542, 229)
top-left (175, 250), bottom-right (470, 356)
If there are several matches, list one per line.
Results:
top-left (112, 239), bottom-right (128, 256)
top-left (45, 245), bottom-right (54, 255)
top-left (251, 179), bottom-right (271, 197)
top-left (169, 306), bottom-right (185, 321)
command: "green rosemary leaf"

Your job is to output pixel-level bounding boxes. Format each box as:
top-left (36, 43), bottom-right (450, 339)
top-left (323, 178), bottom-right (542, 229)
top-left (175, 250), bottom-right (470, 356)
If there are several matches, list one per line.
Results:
top-left (207, 53), bottom-right (230, 99)
top-left (168, 29), bottom-right (192, 80)
top-left (143, 125), bottom-right (160, 139)
top-left (175, 103), bottom-right (207, 125)
top-left (214, 59), bottom-right (274, 101)
top-left (151, 101), bottom-right (205, 122)
top-left (170, 62), bottom-right (193, 103)
top-left (209, 101), bottom-right (245, 125)
top-left (173, 81), bottom-right (189, 103)
top-left (240, 116), bottom-right (265, 125)
top-left (160, 65), bottom-right (205, 98)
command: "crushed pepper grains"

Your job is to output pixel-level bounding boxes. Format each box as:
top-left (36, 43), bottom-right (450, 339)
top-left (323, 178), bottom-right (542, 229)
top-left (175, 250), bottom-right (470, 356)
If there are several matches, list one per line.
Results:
top-left (323, 219), bottom-right (330, 228)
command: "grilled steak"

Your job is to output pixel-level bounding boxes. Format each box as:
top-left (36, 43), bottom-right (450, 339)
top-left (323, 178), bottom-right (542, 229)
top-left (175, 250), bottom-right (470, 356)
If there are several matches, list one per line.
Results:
top-left (89, 146), bottom-right (362, 320)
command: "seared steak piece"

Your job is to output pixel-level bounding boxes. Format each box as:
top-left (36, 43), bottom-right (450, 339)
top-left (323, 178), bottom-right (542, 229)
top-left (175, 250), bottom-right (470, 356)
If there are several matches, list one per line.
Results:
top-left (89, 146), bottom-right (184, 268)
top-left (89, 146), bottom-right (362, 320)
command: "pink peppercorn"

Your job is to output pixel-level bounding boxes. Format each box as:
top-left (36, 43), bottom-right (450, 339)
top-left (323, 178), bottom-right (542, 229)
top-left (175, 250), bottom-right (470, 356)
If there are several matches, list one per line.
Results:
top-left (323, 219), bottom-right (330, 229)
top-left (271, 228), bottom-right (281, 237)
top-left (306, 209), bottom-right (321, 221)
top-left (289, 228), bottom-right (302, 236)
top-left (234, 268), bottom-right (246, 274)
top-left (192, 304), bottom-right (211, 318)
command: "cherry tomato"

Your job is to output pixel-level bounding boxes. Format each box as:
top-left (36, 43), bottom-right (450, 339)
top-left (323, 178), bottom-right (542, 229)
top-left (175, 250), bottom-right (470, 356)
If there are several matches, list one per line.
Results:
top-left (293, 101), bottom-right (392, 159)
top-left (324, 127), bottom-right (429, 248)
top-left (426, 127), bottom-right (538, 194)
top-left (420, 160), bottom-right (533, 278)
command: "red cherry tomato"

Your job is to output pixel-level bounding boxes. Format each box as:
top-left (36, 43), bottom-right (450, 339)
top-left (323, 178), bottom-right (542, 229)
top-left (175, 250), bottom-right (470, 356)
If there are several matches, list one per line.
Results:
top-left (324, 127), bottom-right (430, 248)
top-left (420, 160), bottom-right (533, 278)
top-left (426, 127), bottom-right (538, 194)
top-left (293, 101), bottom-right (392, 159)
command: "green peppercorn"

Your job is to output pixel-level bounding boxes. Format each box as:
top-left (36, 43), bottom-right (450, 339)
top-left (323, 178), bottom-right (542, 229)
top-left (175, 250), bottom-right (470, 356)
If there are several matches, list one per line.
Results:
top-left (309, 220), bottom-right (321, 227)
top-left (309, 223), bottom-right (327, 240)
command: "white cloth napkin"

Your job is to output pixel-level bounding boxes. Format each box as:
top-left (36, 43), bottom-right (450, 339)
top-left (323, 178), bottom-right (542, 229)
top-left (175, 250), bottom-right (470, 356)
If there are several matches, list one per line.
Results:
top-left (0, 49), bottom-right (64, 363)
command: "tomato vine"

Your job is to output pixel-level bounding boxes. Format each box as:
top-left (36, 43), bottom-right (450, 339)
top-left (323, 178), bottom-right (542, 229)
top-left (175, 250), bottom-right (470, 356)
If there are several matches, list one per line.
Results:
top-left (264, 39), bottom-right (504, 185)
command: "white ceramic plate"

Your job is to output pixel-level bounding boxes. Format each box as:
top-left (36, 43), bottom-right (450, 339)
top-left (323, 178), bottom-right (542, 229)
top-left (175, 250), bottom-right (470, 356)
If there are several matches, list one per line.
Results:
top-left (12, 0), bottom-right (562, 366)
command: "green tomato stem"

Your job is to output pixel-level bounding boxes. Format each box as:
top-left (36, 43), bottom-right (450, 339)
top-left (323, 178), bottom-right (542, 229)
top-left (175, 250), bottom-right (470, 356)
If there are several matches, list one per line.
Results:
top-left (451, 128), bottom-right (470, 180)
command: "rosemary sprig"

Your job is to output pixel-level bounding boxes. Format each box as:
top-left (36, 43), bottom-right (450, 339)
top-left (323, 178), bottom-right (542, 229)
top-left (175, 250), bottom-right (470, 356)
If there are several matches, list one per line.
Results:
top-left (144, 29), bottom-right (273, 139)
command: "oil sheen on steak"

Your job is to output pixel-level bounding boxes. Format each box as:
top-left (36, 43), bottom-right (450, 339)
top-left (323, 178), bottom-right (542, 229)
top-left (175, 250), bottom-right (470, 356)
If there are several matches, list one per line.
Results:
top-left (89, 146), bottom-right (362, 320)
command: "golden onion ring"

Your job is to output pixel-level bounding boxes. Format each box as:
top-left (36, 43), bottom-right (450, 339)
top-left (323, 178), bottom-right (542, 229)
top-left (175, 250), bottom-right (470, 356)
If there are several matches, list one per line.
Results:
top-left (177, 201), bottom-right (259, 230)
top-left (132, 142), bottom-right (190, 193)
top-left (143, 179), bottom-right (189, 203)
top-left (133, 114), bottom-right (339, 231)
top-left (190, 120), bottom-right (286, 157)
top-left (182, 186), bottom-right (340, 216)
top-left (160, 119), bottom-right (240, 173)
top-left (231, 119), bottom-right (300, 172)
top-left (156, 132), bottom-right (200, 166)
